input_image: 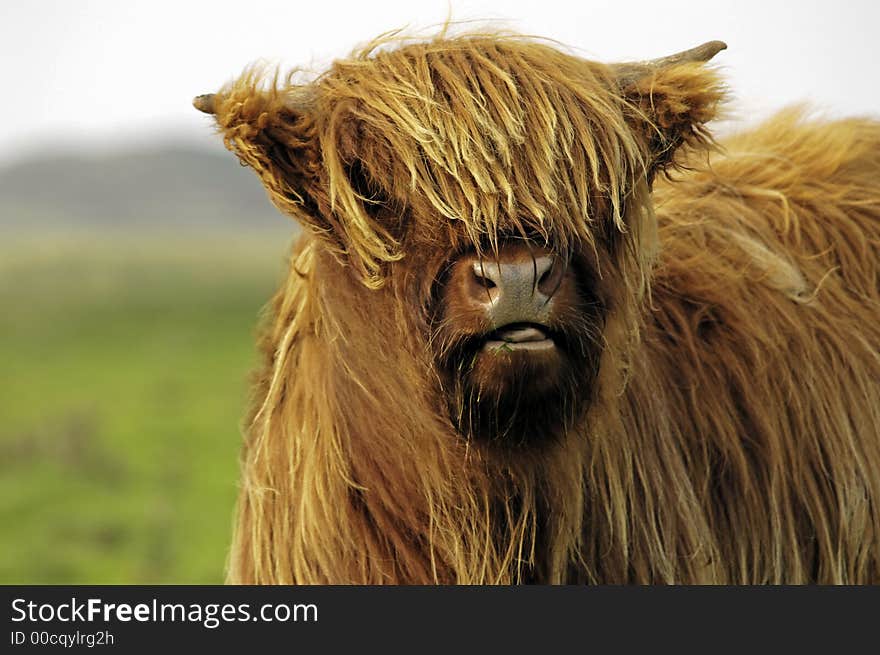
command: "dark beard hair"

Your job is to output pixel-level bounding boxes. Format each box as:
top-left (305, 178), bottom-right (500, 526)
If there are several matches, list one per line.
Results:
top-left (438, 320), bottom-right (604, 447)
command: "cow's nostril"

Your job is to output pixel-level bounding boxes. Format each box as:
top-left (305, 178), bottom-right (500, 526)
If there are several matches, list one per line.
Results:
top-left (473, 269), bottom-right (497, 289)
top-left (537, 258), bottom-right (563, 297)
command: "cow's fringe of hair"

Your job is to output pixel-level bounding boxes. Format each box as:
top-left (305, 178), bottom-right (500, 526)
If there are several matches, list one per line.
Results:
top-left (211, 32), bottom-right (723, 289)
top-left (221, 33), bottom-right (880, 583)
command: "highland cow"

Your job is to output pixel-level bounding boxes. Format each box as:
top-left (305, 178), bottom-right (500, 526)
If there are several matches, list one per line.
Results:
top-left (194, 32), bottom-right (880, 583)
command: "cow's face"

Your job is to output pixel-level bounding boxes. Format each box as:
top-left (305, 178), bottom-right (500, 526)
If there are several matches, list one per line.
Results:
top-left (196, 34), bottom-right (725, 446)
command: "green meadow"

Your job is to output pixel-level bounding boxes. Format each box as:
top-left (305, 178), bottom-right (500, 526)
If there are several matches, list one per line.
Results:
top-left (0, 232), bottom-right (292, 583)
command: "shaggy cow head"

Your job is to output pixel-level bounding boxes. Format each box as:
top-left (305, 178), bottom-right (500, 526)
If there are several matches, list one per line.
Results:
top-left (195, 33), bottom-right (725, 447)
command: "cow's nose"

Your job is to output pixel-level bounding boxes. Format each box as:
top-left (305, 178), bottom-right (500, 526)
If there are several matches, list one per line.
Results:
top-left (459, 244), bottom-right (563, 326)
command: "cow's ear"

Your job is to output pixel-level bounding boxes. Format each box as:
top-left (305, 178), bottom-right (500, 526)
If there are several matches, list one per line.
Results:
top-left (612, 41), bottom-right (727, 183)
top-left (193, 73), bottom-right (341, 244)
top-left (194, 74), bottom-right (401, 288)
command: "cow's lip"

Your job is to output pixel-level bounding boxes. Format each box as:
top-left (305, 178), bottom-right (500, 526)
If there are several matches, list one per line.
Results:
top-left (483, 323), bottom-right (556, 352)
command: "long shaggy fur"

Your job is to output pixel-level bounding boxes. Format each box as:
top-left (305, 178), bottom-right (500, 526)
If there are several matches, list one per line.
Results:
top-left (206, 32), bottom-right (880, 583)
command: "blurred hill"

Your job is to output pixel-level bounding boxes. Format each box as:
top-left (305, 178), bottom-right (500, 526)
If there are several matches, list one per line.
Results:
top-left (0, 145), bottom-right (293, 233)
top-left (0, 143), bottom-right (299, 583)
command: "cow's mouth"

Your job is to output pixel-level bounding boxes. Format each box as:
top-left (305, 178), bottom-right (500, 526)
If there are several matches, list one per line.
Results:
top-left (483, 322), bottom-right (556, 352)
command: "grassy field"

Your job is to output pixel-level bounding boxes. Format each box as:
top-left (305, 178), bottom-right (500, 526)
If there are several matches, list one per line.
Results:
top-left (0, 232), bottom-right (293, 583)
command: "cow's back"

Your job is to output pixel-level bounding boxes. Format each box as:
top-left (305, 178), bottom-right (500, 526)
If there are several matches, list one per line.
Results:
top-left (636, 109), bottom-right (880, 582)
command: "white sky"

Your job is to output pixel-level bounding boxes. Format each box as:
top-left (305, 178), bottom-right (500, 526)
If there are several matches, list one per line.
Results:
top-left (1, 0), bottom-right (878, 163)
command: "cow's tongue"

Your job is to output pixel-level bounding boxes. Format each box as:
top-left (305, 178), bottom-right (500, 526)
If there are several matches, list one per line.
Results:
top-left (483, 324), bottom-right (555, 352)
top-left (494, 325), bottom-right (548, 343)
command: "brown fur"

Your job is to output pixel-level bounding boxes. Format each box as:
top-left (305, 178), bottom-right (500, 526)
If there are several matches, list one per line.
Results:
top-left (203, 32), bottom-right (880, 583)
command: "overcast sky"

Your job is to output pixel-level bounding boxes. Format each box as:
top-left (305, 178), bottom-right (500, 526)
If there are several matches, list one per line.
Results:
top-left (1, 0), bottom-right (877, 163)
